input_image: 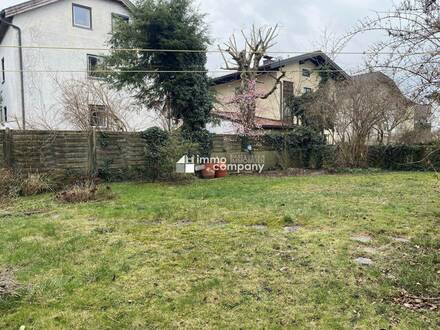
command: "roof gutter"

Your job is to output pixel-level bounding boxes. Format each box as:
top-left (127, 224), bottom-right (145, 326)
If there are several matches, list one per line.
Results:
top-left (0, 15), bottom-right (26, 130)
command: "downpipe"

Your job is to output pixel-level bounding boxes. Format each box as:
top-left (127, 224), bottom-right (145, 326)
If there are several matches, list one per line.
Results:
top-left (0, 17), bottom-right (25, 130)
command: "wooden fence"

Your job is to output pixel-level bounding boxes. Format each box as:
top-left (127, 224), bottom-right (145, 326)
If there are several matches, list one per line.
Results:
top-left (0, 129), bottom-right (283, 178)
top-left (0, 128), bottom-right (147, 177)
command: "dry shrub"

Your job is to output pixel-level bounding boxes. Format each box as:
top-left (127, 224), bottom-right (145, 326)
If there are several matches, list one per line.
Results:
top-left (20, 173), bottom-right (53, 196)
top-left (0, 169), bottom-right (20, 198)
top-left (0, 268), bottom-right (20, 298)
top-left (0, 170), bottom-right (53, 199)
top-left (56, 178), bottom-right (115, 203)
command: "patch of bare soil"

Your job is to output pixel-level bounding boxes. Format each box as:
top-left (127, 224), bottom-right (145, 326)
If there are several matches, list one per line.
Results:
top-left (0, 268), bottom-right (20, 298)
top-left (393, 289), bottom-right (439, 311)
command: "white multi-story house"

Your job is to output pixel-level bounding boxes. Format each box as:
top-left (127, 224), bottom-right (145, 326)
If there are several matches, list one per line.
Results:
top-left (0, 0), bottom-right (156, 131)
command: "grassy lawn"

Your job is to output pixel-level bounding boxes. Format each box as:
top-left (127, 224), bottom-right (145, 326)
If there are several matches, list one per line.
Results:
top-left (0, 172), bottom-right (439, 329)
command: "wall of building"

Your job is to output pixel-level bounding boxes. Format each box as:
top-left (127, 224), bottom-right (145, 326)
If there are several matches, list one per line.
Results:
top-left (0, 20), bottom-right (22, 129)
top-left (212, 59), bottom-right (322, 122)
top-left (0, 0), bottom-right (158, 131)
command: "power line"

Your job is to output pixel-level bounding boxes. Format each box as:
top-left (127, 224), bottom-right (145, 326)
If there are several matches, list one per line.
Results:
top-left (2, 68), bottom-right (355, 74)
top-left (0, 44), bottom-right (435, 56)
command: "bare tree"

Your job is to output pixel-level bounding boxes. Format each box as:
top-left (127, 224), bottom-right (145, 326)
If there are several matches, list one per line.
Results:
top-left (219, 25), bottom-right (286, 133)
top-left (57, 79), bottom-right (138, 132)
top-left (352, 0), bottom-right (439, 104)
top-left (307, 77), bottom-right (404, 167)
top-left (312, 27), bottom-right (351, 61)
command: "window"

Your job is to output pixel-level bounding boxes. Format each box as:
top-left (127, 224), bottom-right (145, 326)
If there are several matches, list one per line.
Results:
top-left (89, 105), bottom-right (107, 127)
top-left (112, 13), bottom-right (129, 32)
top-left (1, 58), bottom-right (5, 84)
top-left (304, 87), bottom-right (312, 94)
top-left (282, 81), bottom-right (294, 119)
top-left (73, 4), bottom-right (92, 29)
top-left (282, 81), bottom-right (294, 106)
top-left (87, 54), bottom-right (105, 79)
top-left (302, 68), bottom-right (311, 77)
top-left (0, 107), bottom-right (7, 123)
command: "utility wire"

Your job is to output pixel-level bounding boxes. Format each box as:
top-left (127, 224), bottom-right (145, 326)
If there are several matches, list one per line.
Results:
top-left (2, 68), bottom-right (356, 74)
top-left (0, 44), bottom-right (435, 55)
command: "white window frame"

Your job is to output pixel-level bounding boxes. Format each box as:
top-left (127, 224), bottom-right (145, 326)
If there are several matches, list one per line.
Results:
top-left (72, 4), bottom-right (92, 30)
top-left (87, 54), bottom-right (105, 79)
top-left (89, 104), bottom-right (108, 128)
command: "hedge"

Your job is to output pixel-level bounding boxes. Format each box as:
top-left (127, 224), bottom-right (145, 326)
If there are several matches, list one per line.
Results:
top-left (305, 144), bottom-right (440, 171)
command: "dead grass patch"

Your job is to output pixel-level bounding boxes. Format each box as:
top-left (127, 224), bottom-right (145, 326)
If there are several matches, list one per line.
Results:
top-left (0, 268), bottom-right (20, 298)
top-left (56, 179), bottom-right (115, 203)
top-left (393, 289), bottom-right (439, 311)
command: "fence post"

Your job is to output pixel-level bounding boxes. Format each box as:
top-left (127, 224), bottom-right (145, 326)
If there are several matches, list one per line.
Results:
top-left (3, 128), bottom-right (12, 169)
top-left (88, 127), bottom-right (97, 175)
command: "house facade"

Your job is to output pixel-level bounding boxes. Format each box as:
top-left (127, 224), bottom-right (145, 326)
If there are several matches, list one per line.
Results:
top-left (0, 0), bottom-right (156, 131)
top-left (209, 51), bottom-right (430, 143)
top-left (208, 51), bottom-right (349, 135)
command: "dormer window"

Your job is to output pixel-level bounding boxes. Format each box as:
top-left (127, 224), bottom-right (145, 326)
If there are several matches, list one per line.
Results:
top-left (73, 4), bottom-right (92, 29)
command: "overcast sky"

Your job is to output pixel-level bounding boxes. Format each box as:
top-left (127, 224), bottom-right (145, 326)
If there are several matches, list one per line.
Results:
top-left (1, 0), bottom-right (398, 73)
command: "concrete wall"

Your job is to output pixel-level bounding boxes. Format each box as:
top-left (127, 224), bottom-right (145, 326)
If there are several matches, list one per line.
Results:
top-left (0, 0), bottom-right (158, 131)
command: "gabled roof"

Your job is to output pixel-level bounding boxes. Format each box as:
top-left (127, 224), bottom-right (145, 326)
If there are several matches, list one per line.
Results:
top-left (2, 0), bottom-right (135, 18)
top-left (352, 71), bottom-right (416, 106)
top-left (0, 0), bottom-right (135, 43)
top-left (213, 51), bottom-right (349, 85)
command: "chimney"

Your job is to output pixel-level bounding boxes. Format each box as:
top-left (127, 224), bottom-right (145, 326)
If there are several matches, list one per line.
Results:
top-left (263, 55), bottom-right (274, 66)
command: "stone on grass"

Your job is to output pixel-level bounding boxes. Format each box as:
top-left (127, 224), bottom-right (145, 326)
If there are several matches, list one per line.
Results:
top-left (175, 220), bottom-right (192, 227)
top-left (355, 257), bottom-right (374, 266)
top-left (250, 225), bottom-right (267, 230)
top-left (351, 235), bottom-right (372, 244)
top-left (393, 237), bottom-right (410, 243)
top-left (284, 226), bottom-right (301, 233)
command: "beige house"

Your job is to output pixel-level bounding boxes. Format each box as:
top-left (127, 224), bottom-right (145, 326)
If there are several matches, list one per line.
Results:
top-left (208, 51), bottom-right (431, 144)
top-left (208, 51), bottom-right (348, 133)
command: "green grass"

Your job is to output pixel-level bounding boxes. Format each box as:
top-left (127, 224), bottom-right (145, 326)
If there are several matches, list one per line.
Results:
top-left (0, 172), bottom-right (439, 329)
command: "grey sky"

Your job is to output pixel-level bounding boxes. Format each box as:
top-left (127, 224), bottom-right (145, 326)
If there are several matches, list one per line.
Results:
top-left (1, 0), bottom-right (397, 73)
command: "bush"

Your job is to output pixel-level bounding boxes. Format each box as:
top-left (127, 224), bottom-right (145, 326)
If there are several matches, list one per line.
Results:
top-left (0, 169), bottom-right (20, 199)
top-left (368, 144), bottom-right (440, 171)
top-left (21, 173), bottom-right (53, 196)
top-left (56, 178), bottom-right (115, 203)
top-left (0, 170), bottom-right (53, 199)
top-left (263, 127), bottom-right (326, 169)
top-left (182, 128), bottom-right (213, 157)
top-left (142, 127), bottom-right (199, 181)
